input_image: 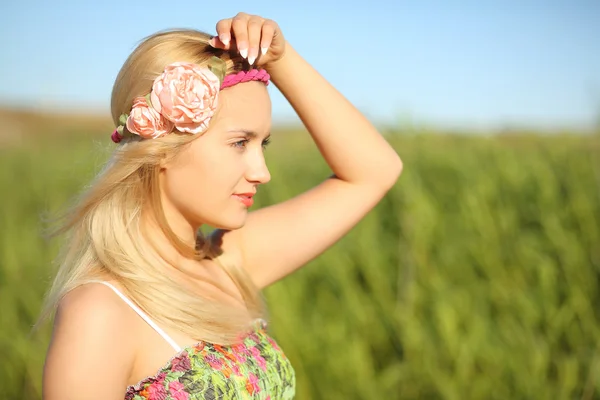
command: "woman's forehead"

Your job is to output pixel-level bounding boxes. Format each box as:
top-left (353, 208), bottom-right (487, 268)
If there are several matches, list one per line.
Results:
top-left (212, 83), bottom-right (272, 131)
top-left (219, 82), bottom-right (271, 112)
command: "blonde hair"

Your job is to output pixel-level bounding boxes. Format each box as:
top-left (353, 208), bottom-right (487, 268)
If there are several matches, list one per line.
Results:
top-left (37, 29), bottom-right (265, 345)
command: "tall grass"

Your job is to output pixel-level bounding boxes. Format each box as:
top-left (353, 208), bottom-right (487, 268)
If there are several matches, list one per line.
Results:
top-left (1, 126), bottom-right (598, 399)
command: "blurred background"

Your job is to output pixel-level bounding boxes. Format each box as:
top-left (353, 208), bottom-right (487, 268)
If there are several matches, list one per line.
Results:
top-left (1, 0), bottom-right (599, 399)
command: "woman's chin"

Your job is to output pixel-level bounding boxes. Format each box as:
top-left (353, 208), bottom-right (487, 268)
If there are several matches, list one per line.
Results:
top-left (210, 214), bottom-right (248, 231)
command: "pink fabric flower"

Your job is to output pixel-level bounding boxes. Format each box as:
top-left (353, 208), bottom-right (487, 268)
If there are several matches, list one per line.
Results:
top-left (111, 128), bottom-right (122, 143)
top-left (126, 97), bottom-right (174, 139)
top-left (151, 62), bottom-right (220, 134)
top-left (168, 381), bottom-right (189, 400)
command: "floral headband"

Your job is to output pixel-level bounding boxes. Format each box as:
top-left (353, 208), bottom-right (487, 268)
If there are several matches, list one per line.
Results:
top-left (111, 56), bottom-right (270, 143)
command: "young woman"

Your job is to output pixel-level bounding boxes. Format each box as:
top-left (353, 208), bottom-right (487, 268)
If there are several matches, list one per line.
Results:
top-left (41, 12), bottom-right (402, 400)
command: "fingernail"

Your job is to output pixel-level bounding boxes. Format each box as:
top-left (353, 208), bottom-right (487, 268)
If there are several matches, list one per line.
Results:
top-left (239, 48), bottom-right (248, 59)
top-left (208, 38), bottom-right (216, 47)
top-left (248, 55), bottom-right (256, 65)
top-left (219, 34), bottom-right (230, 46)
top-left (261, 47), bottom-right (268, 56)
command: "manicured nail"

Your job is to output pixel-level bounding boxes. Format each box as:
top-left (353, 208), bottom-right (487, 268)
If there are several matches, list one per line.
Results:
top-left (239, 48), bottom-right (248, 59)
top-left (261, 47), bottom-right (268, 56)
top-left (208, 38), bottom-right (216, 47)
top-left (219, 34), bottom-right (230, 46)
top-left (248, 55), bottom-right (256, 65)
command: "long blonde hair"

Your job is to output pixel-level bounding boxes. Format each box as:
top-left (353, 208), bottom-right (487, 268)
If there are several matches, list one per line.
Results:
top-left (37, 29), bottom-right (265, 345)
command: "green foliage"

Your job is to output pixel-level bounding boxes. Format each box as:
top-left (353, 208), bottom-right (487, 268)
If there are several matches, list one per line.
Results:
top-left (1, 130), bottom-right (599, 399)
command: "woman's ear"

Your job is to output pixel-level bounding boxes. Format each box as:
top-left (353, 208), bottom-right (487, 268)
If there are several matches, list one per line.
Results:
top-left (159, 156), bottom-right (169, 170)
top-left (158, 139), bottom-right (192, 171)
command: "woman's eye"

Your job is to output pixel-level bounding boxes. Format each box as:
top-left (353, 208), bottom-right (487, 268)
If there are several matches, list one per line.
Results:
top-left (231, 137), bottom-right (270, 151)
top-left (262, 138), bottom-right (271, 150)
top-left (232, 139), bottom-right (249, 149)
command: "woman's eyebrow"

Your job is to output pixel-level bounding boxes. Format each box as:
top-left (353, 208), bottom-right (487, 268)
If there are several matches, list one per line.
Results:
top-left (227, 129), bottom-right (258, 138)
top-left (228, 129), bottom-right (270, 139)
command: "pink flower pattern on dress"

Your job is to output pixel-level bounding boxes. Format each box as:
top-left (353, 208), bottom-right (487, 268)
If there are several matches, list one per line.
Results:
top-left (171, 353), bottom-right (191, 372)
top-left (204, 353), bottom-right (223, 370)
top-left (246, 372), bottom-right (260, 395)
top-left (231, 363), bottom-right (243, 377)
top-left (143, 382), bottom-right (168, 400)
top-left (169, 380), bottom-right (189, 400)
top-left (250, 346), bottom-right (268, 371)
top-left (231, 342), bottom-right (249, 363)
top-left (124, 319), bottom-right (294, 399)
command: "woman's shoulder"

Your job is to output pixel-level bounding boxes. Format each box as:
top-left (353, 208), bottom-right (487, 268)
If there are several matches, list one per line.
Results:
top-left (43, 281), bottom-right (138, 399)
top-left (51, 280), bottom-right (138, 348)
top-left (58, 280), bottom-right (129, 315)
top-left (55, 280), bottom-right (138, 333)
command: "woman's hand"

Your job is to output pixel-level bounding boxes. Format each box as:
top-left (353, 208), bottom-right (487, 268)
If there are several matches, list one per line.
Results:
top-left (208, 12), bottom-right (286, 68)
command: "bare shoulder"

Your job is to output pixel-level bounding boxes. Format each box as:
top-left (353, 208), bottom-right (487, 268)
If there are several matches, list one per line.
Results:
top-left (43, 282), bottom-right (137, 400)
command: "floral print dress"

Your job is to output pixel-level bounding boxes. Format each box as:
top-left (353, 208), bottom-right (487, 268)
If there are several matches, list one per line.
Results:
top-left (87, 281), bottom-right (295, 400)
top-left (125, 319), bottom-right (295, 400)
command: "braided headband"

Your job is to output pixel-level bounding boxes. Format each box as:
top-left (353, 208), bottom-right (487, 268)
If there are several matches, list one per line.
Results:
top-left (111, 56), bottom-right (270, 143)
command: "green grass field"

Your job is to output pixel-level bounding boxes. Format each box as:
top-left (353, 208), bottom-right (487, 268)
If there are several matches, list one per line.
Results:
top-left (1, 121), bottom-right (599, 399)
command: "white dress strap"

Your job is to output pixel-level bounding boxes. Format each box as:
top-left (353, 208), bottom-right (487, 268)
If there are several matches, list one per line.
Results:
top-left (87, 280), bottom-right (181, 352)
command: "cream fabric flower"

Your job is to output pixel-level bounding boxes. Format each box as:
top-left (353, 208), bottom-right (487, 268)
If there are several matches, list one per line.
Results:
top-left (126, 97), bottom-right (174, 139)
top-left (150, 62), bottom-right (221, 134)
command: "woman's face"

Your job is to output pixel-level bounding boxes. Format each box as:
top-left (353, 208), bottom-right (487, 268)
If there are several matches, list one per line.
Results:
top-left (159, 81), bottom-right (272, 233)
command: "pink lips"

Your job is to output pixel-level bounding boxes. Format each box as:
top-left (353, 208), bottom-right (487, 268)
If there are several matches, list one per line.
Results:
top-left (233, 193), bottom-right (254, 207)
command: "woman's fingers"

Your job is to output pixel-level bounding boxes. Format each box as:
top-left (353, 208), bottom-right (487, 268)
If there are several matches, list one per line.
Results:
top-left (215, 18), bottom-right (233, 48)
top-left (260, 20), bottom-right (276, 56)
top-left (231, 13), bottom-right (250, 59)
top-left (247, 16), bottom-right (264, 65)
top-left (208, 36), bottom-right (227, 50)
top-left (209, 13), bottom-right (282, 66)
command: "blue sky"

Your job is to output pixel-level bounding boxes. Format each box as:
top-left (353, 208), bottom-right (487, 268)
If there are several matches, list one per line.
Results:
top-left (1, 0), bottom-right (599, 130)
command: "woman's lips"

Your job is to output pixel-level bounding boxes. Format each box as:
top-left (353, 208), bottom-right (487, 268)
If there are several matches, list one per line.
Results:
top-left (232, 193), bottom-right (254, 207)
